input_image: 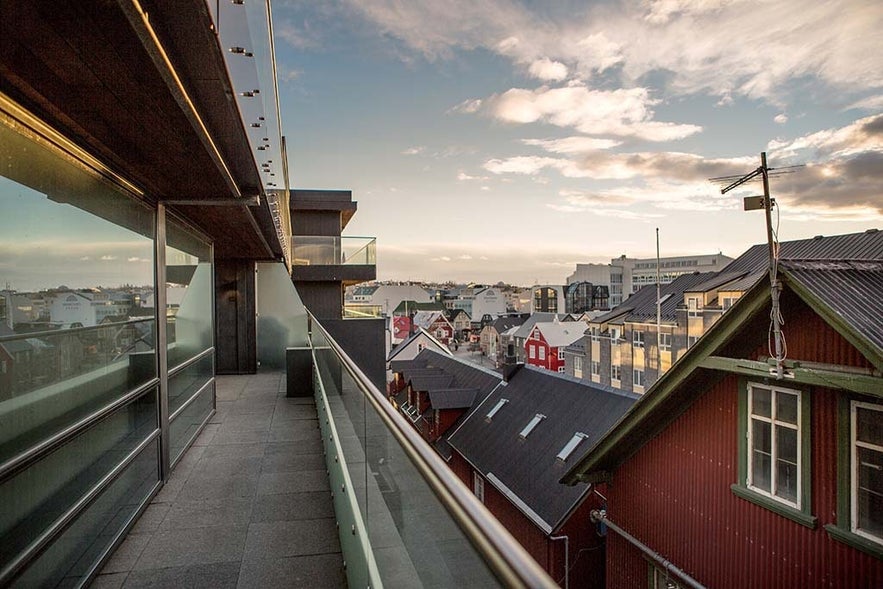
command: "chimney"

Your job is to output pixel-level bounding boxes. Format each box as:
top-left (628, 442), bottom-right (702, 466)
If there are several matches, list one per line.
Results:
top-left (502, 350), bottom-right (521, 382)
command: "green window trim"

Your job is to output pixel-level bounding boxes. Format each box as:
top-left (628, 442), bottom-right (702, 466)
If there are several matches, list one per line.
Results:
top-left (735, 378), bottom-right (814, 527)
top-left (829, 394), bottom-right (883, 560)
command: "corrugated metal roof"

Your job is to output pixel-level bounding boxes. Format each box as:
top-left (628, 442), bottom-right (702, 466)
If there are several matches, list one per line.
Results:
top-left (449, 365), bottom-right (636, 532)
top-left (532, 321), bottom-right (586, 347)
top-left (626, 272), bottom-right (719, 322)
top-left (783, 260), bottom-right (883, 360)
top-left (408, 374), bottom-right (454, 391)
top-left (724, 229), bottom-right (883, 274)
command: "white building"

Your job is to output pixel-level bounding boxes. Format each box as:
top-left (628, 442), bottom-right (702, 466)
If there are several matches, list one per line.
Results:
top-left (567, 252), bottom-right (733, 307)
top-left (347, 284), bottom-right (433, 316)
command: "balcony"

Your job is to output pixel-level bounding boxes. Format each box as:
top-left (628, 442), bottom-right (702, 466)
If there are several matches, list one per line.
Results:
top-left (91, 263), bottom-right (555, 588)
top-left (291, 236), bottom-right (376, 286)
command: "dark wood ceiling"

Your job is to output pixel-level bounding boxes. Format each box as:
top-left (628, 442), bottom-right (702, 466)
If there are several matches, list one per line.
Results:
top-left (0, 0), bottom-right (283, 260)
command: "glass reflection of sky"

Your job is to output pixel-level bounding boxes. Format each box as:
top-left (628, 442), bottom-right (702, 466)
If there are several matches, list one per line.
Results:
top-left (0, 176), bottom-right (153, 292)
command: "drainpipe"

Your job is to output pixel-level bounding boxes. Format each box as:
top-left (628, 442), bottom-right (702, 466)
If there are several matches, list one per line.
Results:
top-left (590, 510), bottom-right (705, 589)
top-left (549, 534), bottom-right (569, 589)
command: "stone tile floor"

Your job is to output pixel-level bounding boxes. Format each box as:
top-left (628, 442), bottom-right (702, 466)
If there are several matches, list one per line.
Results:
top-left (90, 373), bottom-right (347, 589)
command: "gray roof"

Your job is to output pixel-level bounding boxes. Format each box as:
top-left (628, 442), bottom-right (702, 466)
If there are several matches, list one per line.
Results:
top-left (448, 365), bottom-right (636, 533)
top-left (783, 260), bottom-right (883, 359)
top-left (408, 374), bottom-right (454, 391)
top-left (724, 229), bottom-right (883, 274)
top-left (490, 316), bottom-right (527, 334)
top-left (628, 272), bottom-right (720, 322)
top-left (512, 313), bottom-right (563, 339)
top-left (428, 388), bottom-right (479, 410)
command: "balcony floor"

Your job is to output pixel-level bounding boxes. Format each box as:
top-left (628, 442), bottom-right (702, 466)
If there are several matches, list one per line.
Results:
top-left (91, 373), bottom-right (346, 589)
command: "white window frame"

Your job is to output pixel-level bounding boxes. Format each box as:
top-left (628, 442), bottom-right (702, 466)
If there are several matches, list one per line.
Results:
top-left (747, 383), bottom-right (802, 509)
top-left (687, 296), bottom-right (701, 317)
top-left (558, 367), bottom-right (566, 373)
top-left (539, 346), bottom-right (546, 361)
top-left (633, 331), bottom-right (644, 348)
top-left (519, 413), bottom-right (546, 438)
top-left (529, 345), bottom-right (536, 359)
top-left (633, 369), bottom-right (645, 387)
top-left (611, 364), bottom-right (621, 382)
top-left (591, 361), bottom-right (600, 376)
top-left (851, 400), bottom-right (883, 544)
top-left (557, 348), bottom-right (564, 360)
top-left (574, 356), bottom-right (584, 378)
top-left (590, 327), bottom-right (600, 342)
top-left (660, 332), bottom-right (672, 351)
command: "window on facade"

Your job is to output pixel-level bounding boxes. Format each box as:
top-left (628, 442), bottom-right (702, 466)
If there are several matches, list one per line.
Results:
top-left (650, 565), bottom-right (683, 589)
top-left (611, 364), bottom-right (622, 381)
top-left (557, 432), bottom-right (589, 461)
top-left (633, 331), bottom-right (645, 348)
top-left (519, 413), bottom-right (546, 438)
top-left (748, 384), bottom-right (801, 507)
top-left (539, 347), bottom-right (546, 360)
top-left (633, 369), bottom-right (645, 387)
top-left (687, 335), bottom-right (699, 348)
top-left (574, 356), bottom-right (584, 378)
top-left (660, 332), bottom-right (672, 351)
top-left (529, 345), bottom-right (536, 359)
top-left (590, 327), bottom-right (600, 342)
top-left (557, 348), bottom-right (564, 360)
top-left (687, 296), bottom-right (701, 317)
top-left (852, 401), bottom-right (883, 543)
top-left (473, 471), bottom-right (485, 503)
top-left (436, 328), bottom-right (445, 339)
top-left (558, 367), bottom-right (566, 373)
top-left (722, 297), bottom-right (736, 311)
top-left (591, 361), bottom-right (600, 376)
top-left (485, 398), bottom-right (508, 421)
top-left (611, 328), bottom-right (621, 341)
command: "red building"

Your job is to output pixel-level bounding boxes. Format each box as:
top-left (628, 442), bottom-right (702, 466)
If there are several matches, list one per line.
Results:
top-left (525, 321), bottom-right (583, 373)
top-left (563, 259), bottom-right (883, 588)
top-left (413, 311), bottom-right (455, 345)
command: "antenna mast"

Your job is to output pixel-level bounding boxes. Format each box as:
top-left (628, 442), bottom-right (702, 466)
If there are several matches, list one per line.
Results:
top-left (716, 151), bottom-right (786, 379)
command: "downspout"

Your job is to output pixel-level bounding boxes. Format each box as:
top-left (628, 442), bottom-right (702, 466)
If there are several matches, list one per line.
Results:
top-left (590, 510), bottom-right (706, 589)
top-left (549, 534), bottom-right (569, 589)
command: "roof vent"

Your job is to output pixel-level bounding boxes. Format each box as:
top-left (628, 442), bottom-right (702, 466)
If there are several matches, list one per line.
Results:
top-left (866, 228), bottom-right (879, 234)
top-left (813, 235), bottom-right (824, 240)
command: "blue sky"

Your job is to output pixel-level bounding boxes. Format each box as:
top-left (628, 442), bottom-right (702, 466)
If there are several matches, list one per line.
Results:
top-left (273, 0), bottom-right (883, 285)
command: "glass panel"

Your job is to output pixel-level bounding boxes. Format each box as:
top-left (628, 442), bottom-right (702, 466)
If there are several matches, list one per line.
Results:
top-left (751, 419), bottom-right (771, 492)
top-left (169, 383), bottom-right (214, 465)
top-left (0, 390), bottom-right (157, 568)
top-left (775, 391), bottom-right (798, 425)
top-left (165, 220), bottom-right (212, 367)
top-left (775, 426), bottom-right (798, 503)
top-left (857, 405), bottom-right (883, 446)
top-left (312, 319), bottom-right (501, 588)
top-left (14, 438), bottom-right (159, 588)
top-left (291, 236), bottom-right (376, 266)
top-left (255, 262), bottom-right (309, 370)
top-left (857, 447), bottom-right (883, 538)
top-left (168, 354), bottom-right (213, 417)
top-left (0, 114), bottom-right (156, 467)
top-left (751, 386), bottom-right (771, 418)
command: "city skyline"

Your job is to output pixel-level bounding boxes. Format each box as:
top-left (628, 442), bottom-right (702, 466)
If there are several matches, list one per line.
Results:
top-left (274, 0), bottom-right (883, 284)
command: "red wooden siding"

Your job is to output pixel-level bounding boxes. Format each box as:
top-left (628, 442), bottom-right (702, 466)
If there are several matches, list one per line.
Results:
top-left (606, 374), bottom-right (883, 588)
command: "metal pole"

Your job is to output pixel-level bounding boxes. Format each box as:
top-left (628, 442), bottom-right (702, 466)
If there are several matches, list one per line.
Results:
top-left (591, 510), bottom-right (706, 589)
top-left (761, 152), bottom-right (784, 379)
top-left (155, 203), bottom-right (170, 481)
top-left (656, 228), bottom-right (661, 370)
top-left (550, 535), bottom-right (569, 589)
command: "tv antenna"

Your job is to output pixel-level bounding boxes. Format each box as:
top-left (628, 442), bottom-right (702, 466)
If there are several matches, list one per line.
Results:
top-left (710, 152), bottom-right (803, 380)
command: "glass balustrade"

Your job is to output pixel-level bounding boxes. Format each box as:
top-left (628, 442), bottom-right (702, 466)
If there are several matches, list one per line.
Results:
top-left (291, 236), bottom-right (376, 266)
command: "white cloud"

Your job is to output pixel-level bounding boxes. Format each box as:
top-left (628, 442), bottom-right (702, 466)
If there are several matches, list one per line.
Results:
top-left (522, 136), bottom-right (622, 153)
top-left (449, 98), bottom-right (483, 114)
top-left (402, 146), bottom-right (426, 155)
top-left (774, 113), bottom-right (788, 125)
top-left (480, 85), bottom-right (702, 141)
top-left (528, 58), bottom-right (568, 82)
top-left (345, 1), bottom-right (883, 106)
top-left (845, 95), bottom-right (883, 112)
top-left (458, 254), bottom-right (473, 260)
top-left (100, 255), bottom-right (118, 261)
top-left (457, 171), bottom-right (489, 181)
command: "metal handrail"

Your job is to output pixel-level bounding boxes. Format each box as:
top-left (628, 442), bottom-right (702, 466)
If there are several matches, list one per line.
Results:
top-left (308, 312), bottom-right (556, 589)
top-left (0, 317), bottom-right (154, 343)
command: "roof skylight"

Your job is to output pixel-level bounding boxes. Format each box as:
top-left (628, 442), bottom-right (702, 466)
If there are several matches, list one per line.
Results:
top-left (556, 432), bottom-right (589, 461)
top-left (485, 398), bottom-right (509, 420)
top-left (519, 413), bottom-right (546, 439)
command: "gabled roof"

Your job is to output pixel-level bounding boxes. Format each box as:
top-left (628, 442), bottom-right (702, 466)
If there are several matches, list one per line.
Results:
top-left (393, 300), bottom-right (446, 314)
top-left (511, 313), bottom-right (563, 339)
top-left (531, 321), bottom-right (585, 348)
top-left (428, 388), bottom-right (479, 410)
top-left (488, 316), bottom-right (527, 334)
top-left (782, 260), bottom-right (883, 368)
top-left (627, 272), bottom-right (720, 322)
top-left (386, 327), bottom-right (452, 362)
top-left (409, 374), bottom-right (454, 391)
top-left (449, 366), bottom-right (636, 533)
top-left (445, 308), bottom-right (471, 321)
top-left (412, 310), bottom-right (450, 329)
top-left (562, 256), bottom-right (883, 486)
top-left (723, 229), bottom-right (883, 274)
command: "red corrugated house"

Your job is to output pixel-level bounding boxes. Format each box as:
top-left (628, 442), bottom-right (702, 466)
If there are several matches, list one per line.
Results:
top-left (525, 321), bottom-right (583, 374)
top-left (562, 258), bottom-right (883, 588)
top-left (413, 310), bottom-right (455, 345)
